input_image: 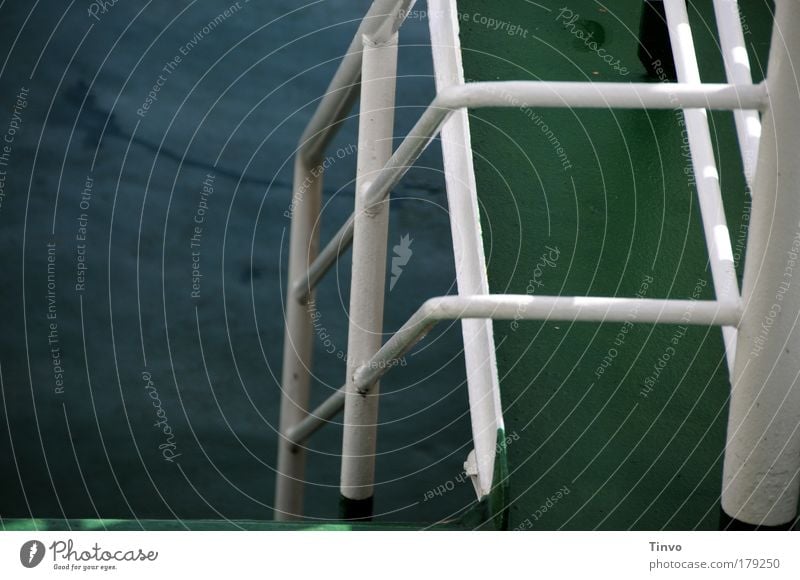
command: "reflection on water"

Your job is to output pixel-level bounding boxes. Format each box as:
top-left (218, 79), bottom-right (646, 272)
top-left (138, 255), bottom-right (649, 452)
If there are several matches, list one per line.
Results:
top-left (0, 0), bottom-right (473, 523)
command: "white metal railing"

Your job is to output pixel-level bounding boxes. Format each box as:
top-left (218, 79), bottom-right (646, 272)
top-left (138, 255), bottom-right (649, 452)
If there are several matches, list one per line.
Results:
top-left (665, 0), bottom-right (741, 376)
top-left (286, 295), bottom-right (742, 447)
top-left (292, 80), bottom-right (767, 303)
top-left (712, 0), bottom-right (761, 188)
top-left (276, 0), bottom-right (800, 528)
top-left (274, 0), bottom-right (413, 520)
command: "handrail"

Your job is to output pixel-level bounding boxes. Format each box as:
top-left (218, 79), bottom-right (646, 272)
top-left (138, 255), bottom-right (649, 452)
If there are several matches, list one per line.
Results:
top-left (275, 0), bottom-right (416, 521)
top-left (286, 294), bottom-right (742, 446)
top-left (292, 79), bottom-right (768, 303)
top-left (277, 0), bottom-right (791, 525)
top-left (337, 28), bottom-right (400, 514)
top-left (296, 0), bottom-right (415, 165)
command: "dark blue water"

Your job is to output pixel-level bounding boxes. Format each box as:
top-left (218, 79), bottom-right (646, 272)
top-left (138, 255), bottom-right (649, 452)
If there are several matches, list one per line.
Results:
top-left (0, 0), bottom-right (475, 523)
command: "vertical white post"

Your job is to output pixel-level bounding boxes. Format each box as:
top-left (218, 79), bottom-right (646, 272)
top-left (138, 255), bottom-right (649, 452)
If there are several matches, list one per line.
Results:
top-left (274, 157), bottom-right (322, 521)
top-left (273, 0), bottom-right (414, 521)
top-left (712, 0), bottom-right (761, 187)
top-left (339, 32), bottom-right (398, 519)
top-left (428, 0), bottom-right (503, 501)
top-left (722, 0), bottom-right (800, 527)
top-left (664, 0), bottom-right (740, 376)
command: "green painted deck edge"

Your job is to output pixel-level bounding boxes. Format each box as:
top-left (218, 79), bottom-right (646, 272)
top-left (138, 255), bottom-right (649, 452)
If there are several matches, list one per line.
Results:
top-left (0, 519), bottom-right (470, 532)
top-left (489, 428), bottom-right (510, 530)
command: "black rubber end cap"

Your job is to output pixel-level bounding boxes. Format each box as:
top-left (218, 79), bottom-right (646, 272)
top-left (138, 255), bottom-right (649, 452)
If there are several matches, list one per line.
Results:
top-left (339, 495), bottom-right (374, 521)
top-left (638, 0), bottom-right (677, 80)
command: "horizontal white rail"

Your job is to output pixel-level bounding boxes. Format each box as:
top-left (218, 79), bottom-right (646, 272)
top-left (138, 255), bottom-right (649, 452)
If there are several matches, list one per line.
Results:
top-left (438, 80), bottom-right (767, 111)
top-left (286, 295), bottom-right (741, 445)
top-left (287, 387), bottom-right (347, 447)
top-left (293, 80), bottom-right (768, 302)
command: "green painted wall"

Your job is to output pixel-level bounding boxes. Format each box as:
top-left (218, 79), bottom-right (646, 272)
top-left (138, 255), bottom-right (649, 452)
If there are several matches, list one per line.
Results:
top-left (458, 0), bottom-right (775, 529)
